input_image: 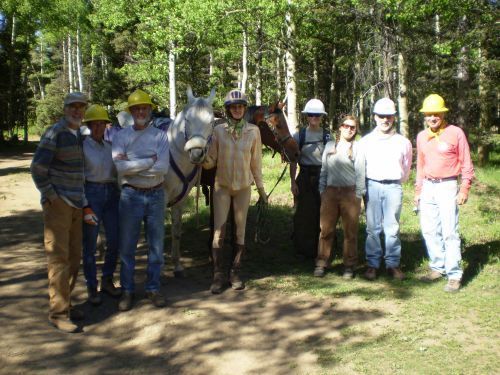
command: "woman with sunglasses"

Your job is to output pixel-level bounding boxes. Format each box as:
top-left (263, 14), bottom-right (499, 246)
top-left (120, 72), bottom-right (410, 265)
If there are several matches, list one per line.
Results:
top-left (313, 115), bottom-right (365, 278)
top-left (290, 99), bottom-right (332, 259)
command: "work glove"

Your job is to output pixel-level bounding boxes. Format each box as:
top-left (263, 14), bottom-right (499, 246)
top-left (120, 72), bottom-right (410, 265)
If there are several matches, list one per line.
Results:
top-left (83, 207), bottom-right (98, 226)
top-left (257, 187), bottom-right (268, 205)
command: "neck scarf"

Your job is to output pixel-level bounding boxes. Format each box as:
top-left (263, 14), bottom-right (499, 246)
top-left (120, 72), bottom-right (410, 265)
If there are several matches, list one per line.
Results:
top-left (228, 118), bottom-right (245, 138)
top-left (427, 122), bottom-right (447, 142)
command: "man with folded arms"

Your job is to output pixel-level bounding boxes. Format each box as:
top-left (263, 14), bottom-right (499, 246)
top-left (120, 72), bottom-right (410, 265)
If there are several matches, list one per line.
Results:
top-left (112, 89), bottom-right (169, 311)
top-left (415, 94), bottom-right (474, 292)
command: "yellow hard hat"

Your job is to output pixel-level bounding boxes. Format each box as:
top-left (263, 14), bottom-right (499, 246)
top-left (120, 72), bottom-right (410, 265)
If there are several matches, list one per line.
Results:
top-left (419, 94), bottom-right (448, 113)
top-left (127, 89), bottom-right (154, 109)
top-left (83, 104), bottom-right (111, 123)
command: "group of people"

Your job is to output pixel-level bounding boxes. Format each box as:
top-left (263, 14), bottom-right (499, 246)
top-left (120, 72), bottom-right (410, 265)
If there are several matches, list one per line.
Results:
top-left (31, 88), bottom-right (267, 333)
top-left (291, 95), bottom-right (474, 295)
top-left (31, 87), bottom-right (473, 334)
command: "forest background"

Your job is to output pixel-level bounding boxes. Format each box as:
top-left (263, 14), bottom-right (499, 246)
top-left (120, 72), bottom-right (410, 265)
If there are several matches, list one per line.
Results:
top-left (0, 0), bottom-right (498, 163)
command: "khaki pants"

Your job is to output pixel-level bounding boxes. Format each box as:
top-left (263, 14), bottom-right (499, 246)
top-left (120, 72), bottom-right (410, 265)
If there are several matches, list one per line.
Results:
top-left (43, 198), bottom-right (82, 320)
top-left (316, 186), bottom-right (361, 268)
top-left (212, 184), bottom-right (251, 248)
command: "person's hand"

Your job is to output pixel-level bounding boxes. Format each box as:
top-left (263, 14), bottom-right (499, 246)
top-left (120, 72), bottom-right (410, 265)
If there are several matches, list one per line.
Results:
top-left (257, 187), bottom-right (268, 205)
top-left (291, 180), bottom-right (299, 196)
top-left (151, 154), bottom-right (158, 162)
top-left (83, 207), bottom-right (98, 226)
top-left (456, 192), bottom-right (468, 205)
top-left (115, 153), bottom-right (128, 161)
top-left (414, 195), bottom-right (420, 207)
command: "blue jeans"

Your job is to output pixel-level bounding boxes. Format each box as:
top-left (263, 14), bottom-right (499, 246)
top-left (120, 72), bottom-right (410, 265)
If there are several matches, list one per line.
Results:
top-left (82, 182), bottom-right (120, 289)
top-left (420, 179), bottom-right (462, 280)
top-left (119, 186), bottom-right (165, 293)
top-left (365, 180), bottom-right (403, 268)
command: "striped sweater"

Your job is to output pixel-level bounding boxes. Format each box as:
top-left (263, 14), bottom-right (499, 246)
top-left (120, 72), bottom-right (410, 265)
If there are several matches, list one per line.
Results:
top-left (31, 118), bottom-right (85, 208)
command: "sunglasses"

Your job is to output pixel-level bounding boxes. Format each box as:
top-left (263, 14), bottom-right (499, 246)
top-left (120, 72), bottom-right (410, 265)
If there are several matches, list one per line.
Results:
top-left (376, 114), bottom-right (394, 119)
top-left (307, 114), bottom-right (322, 118)
top-left (341, 124), bottom-right (356, 130)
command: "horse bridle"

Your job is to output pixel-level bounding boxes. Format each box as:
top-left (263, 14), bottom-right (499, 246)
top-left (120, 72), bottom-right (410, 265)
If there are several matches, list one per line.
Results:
top-left (264, 113), bottom-right (293, 163)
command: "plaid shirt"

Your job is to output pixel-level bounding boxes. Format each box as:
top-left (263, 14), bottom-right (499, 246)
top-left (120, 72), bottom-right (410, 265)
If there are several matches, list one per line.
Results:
top-left (204, 121), bottom-right (263, 190)
top-left (31, 118), bottom-right (85, 208)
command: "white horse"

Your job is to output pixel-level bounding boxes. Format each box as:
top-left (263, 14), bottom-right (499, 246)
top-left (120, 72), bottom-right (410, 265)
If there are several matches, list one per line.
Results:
top-left (164, 87), bottom-right (215, 277)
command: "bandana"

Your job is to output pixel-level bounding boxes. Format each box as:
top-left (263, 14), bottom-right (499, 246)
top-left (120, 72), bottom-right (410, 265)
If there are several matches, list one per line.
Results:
top-left (228, 118), bottom-right (245, 138)
top-left (427, 122), bottom-right (447, 142)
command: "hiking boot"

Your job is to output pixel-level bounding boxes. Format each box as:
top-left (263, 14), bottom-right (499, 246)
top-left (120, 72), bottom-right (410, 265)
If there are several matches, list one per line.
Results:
top-left (87, 287), bottom-right (102, 306)
top-left (210, 273), bottom-right (227, 294)
top-left (230, 269), bottom-right (245, 290)
top-left (388, 267), bottom-right (405, 281)
top-left (69, 307), bottom-right (85, 321)
top-left (146, 291), bottom-right (167, 308)
top-left (49, 318), bottom-right (79, 333)
top-left (210, 247), bottom-right (230, 294)
top-left (420, 270), bottom-right (443, 282)
top-left (364, 267), bottom-right (377, 281)
top-left (118, 292), bottom-right (134, 311)
top-left (343, 267), bottom-right (354, 280)
top-left (313, 266), bottom-right (325, 277)
top-left (444, 279), bottom-right (461, 293)
top-left (101, 276), bottom-right (122, 298)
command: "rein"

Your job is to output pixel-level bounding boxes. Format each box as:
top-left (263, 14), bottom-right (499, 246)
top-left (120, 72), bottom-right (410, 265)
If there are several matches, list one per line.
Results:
top-left (167, 149), bottom-right (200, 208)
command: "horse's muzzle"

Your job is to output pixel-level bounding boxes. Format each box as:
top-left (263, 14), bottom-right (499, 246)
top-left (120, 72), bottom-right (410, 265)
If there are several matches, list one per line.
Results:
top-left (189, 148), bottom-right (206, 164)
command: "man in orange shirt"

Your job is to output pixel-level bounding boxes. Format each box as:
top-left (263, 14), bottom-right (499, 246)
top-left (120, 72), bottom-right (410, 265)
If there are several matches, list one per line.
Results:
top-left (414, 94), bottom-right (474, 292)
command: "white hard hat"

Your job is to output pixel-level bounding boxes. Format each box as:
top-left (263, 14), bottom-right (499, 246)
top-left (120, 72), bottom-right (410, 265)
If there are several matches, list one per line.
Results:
top-left (302, 99), bottom-right (327, 115)
top-left (373, 98), bottom-right (397, 116)
top-left (117, 111), bottom-right (134, 127)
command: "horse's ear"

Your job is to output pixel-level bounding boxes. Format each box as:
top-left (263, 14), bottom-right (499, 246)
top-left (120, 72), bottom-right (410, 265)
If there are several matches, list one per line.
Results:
top-left (186, 85), bottom-right (195, 104)
top-left (207, 87), bottom-right (216, 105)
top-left (277, 101), bottom-right (285, 110)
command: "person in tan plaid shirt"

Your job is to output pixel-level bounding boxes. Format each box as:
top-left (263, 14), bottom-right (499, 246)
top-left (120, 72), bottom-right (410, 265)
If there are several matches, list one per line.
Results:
top-left (203, 89), bottom-right (267, 294)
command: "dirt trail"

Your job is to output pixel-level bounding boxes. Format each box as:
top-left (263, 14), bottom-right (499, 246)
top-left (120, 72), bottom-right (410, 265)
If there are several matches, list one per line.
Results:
top-left (0, 153), bottom-right (390, 374)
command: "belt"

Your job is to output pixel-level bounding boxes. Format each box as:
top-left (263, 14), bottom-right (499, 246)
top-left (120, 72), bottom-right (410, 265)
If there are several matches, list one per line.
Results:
top-left (122, 183), bottom-right (163, 192)
top-left (425, 176), bottom-right (457, 183)
top-left (86, 180), bottom-right (115, 185)
top-left (368, 178), bottom-right (400, 184)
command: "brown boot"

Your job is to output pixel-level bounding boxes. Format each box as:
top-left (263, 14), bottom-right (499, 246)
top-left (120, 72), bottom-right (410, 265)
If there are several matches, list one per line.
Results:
top-left (210, 247), bottom-right (229, 294)
top-left (230, 244), bottom-right (245, 290)
top-left (101, 276), bottom-right (122, 298)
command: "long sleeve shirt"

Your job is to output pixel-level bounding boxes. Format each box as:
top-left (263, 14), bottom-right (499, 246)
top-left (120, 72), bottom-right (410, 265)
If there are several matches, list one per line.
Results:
top-left (83, 137), bottom-right (116, 183)
top-left (319, 140), bottom-right (366, 198)
top-left (30, 118), bottom-right (85, 208)
top-left (203, 121), bottom-right (264, 190)
top-left (112, 124), bottom-right (169, 188)
top-left (359, 129), bottom-right (413, 183)
top-left (415, 124), bottom-right (474, 196)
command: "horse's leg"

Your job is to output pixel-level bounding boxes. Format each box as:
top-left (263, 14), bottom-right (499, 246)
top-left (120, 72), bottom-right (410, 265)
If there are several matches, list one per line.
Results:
top-left (171, 203), bottom-right (185, 278)
top-left (208, 184), bottom-right (215, 262)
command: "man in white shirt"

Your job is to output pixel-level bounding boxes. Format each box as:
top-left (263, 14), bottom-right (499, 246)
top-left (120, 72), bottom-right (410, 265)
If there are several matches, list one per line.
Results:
top-left (359, 98), bottom-right (412, 281)
top-left (112, 89), bottom-right (169, 311)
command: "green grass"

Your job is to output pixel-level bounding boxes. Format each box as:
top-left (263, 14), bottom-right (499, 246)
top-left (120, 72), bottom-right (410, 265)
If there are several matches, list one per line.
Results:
top-left (177, 149), bottom-right (499, 374)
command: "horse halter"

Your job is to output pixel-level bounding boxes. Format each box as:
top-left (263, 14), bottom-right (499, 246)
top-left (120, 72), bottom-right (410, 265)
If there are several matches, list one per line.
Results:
top-left (183, 112), bottom-right (215, 155)
top-left (264, 113), bottom-right (293, 162)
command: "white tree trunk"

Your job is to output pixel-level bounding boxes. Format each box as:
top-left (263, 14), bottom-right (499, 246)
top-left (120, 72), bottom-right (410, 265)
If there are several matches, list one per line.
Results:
top-left (276, 47), bottom-right (282, 99)
top-left (67, 34), bottom-right (74, 92)
top-left (328, 47), bottom-right (337, 129)
top-left (169, 42), bottom-right (177, 118)
top-left (209, 52), bottom-right (214, 77)
top-left (313, 58), bottom-right (319, 98)
top-left (255, 21), bottom-right (263, 106)
top-left (285, 0), bottom-right (298, 133)
top-left (241, 27), bottom-right (248, 94)
top-left (397, 51), bottom-right (409, 138)
top-left (39, 35), bottom-right (45, 100)
top-left (76, 29), bottom-right (84, 92)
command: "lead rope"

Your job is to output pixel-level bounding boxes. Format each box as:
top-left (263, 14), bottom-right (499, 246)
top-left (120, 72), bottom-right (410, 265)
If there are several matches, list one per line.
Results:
top-left (195, 166), bottom-right (202, 228)
top-left (254, 163), bottom-right (288, 245)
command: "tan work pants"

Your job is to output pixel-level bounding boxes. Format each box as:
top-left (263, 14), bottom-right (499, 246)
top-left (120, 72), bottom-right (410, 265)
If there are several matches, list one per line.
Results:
top-left (316, 186), bottom-right (361, 268)
top-left (212, 184), bottom-right (251, 248)
top-left (43, 197), bottom-right (82, 320)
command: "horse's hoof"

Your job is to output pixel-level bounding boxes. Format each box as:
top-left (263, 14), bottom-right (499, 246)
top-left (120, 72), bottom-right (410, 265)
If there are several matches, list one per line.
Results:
top-left (174, 270), bottom-right (184, 278)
